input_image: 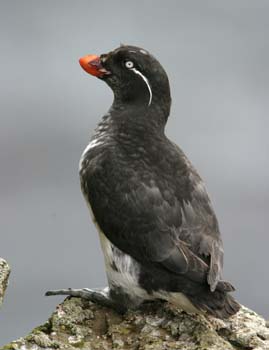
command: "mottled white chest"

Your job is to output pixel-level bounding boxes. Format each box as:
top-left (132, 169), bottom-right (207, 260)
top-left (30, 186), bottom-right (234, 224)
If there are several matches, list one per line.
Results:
top-left (86, 202), bottom-right (149, 300)
top-left (98, 231), bottom-right (149, 299)
top-left (79, 138), bottom-right (104, 171)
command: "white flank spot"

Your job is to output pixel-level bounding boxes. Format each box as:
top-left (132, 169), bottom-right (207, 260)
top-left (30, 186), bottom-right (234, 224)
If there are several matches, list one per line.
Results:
top-left (131, 68), bottom-right (152, 106)
top-left (82, 139), bottom-right (102, 154)
top-left (139, 49), bottom-right (148, 55)
top-left (98, 231), bottom-right (148, 299)
top-left (79, 139), bottom-right (103, 170)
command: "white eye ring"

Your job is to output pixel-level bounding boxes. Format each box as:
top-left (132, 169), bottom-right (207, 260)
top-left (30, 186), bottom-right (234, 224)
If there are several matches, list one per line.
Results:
top-left (125, 61), bottom-right (134, 69)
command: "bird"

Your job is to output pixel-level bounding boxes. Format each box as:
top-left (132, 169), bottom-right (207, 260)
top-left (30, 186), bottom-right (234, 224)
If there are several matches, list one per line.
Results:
top-left (46, 44), bottom-right (240, 319)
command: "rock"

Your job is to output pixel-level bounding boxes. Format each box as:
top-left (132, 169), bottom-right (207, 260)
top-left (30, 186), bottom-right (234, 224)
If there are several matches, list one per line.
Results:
top-left (0, 258), bottom-right (10, 307)
top-left (1, 258), bottom-right (268, 349)
top-left (1, 296), bottom-right (269, 350)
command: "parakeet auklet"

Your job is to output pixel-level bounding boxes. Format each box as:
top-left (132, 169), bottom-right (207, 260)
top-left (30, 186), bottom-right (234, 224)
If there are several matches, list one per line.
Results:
top-left (46, 45), bottom-right (240, 319)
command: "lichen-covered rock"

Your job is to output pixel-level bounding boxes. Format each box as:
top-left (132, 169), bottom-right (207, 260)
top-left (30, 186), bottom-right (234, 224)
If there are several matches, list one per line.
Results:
top-left (2, 296), bottom-right (269, 350)
top-left (0, 258), bottom-right (10, 307)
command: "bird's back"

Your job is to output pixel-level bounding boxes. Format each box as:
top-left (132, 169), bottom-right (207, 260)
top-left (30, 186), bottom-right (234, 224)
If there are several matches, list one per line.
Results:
top-left (80, 115), bottom-right (220, 264)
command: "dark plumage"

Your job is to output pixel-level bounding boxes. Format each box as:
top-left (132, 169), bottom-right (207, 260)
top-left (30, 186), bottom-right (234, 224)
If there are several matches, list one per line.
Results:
top-left (46, 45), bottom-right (240, 319)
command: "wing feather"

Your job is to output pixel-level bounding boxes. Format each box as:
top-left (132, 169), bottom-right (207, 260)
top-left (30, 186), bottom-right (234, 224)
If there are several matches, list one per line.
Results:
top-left (82, 141), bottom-right (224, 291)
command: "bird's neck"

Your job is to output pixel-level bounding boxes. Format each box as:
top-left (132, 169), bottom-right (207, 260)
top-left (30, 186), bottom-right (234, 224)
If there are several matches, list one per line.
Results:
top-left (107, 101), bottom-right (167, 137)
top-left (112, 95), bottom-right (171, 129)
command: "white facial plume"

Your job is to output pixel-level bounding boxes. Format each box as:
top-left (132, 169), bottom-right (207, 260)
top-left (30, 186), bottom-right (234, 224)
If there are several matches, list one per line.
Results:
top-left (125, 60), bottom-right (152, 106)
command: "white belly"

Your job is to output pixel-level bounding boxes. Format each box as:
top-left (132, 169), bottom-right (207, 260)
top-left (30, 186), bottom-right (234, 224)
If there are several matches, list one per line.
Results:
top-left (86, 200), bottom-right (150, 300)
top-left (98, 230), bottom-right (150, 300)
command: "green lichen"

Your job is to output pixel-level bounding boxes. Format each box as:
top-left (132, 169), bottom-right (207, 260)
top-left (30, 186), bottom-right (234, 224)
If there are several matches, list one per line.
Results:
top-left (26, 330), bottom-right (60, 348)
top-left (1, 345), bottom-right (16, 350)
top-left (0, 340), bottom-right (25, 350)
top-left (1, 297), bottom-right (269, 350)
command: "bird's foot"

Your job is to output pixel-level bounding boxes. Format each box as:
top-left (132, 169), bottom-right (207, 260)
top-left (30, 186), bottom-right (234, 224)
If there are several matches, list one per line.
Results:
top-left (45, 287), bottom-right (126, 313)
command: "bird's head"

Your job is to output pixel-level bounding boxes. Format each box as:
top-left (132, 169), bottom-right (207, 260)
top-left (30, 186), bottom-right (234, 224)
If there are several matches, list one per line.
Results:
top-left (79, 45), bottom-right (171, 118)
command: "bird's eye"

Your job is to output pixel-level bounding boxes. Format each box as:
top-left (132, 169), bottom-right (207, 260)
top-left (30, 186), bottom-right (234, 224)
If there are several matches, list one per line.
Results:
top-left (125, 61), bottom-right (134, 69)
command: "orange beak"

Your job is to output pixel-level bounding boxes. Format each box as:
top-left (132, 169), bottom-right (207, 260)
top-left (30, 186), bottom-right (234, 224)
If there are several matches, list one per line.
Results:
top-left (79, 54), bottom-right (110, 77)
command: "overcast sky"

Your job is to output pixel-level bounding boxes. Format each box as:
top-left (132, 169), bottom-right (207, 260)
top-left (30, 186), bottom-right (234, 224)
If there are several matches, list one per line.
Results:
top-left (0, 0), bottom-right (269, 345)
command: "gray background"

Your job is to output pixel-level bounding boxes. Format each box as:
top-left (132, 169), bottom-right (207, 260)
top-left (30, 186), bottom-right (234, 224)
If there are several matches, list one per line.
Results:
top-left (0, 0), bottom-right (268, 345)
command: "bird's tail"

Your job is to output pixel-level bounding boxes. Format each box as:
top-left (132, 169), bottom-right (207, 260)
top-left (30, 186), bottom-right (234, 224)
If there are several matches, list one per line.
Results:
top-left (189, 285), bottom-right (240, 319)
